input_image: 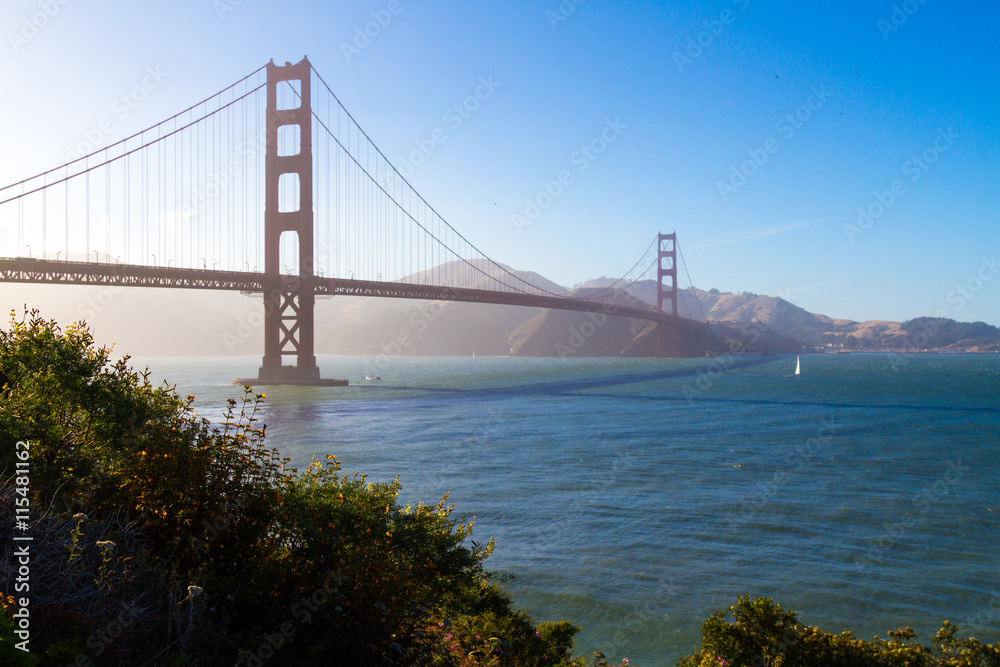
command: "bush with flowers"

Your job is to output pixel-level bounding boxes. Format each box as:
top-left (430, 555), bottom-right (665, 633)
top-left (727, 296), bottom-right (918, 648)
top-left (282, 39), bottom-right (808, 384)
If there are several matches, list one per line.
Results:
top-left (678, 596), bottom-right (1000, 667)
top-left (1, 311), bottom-right (623, 665)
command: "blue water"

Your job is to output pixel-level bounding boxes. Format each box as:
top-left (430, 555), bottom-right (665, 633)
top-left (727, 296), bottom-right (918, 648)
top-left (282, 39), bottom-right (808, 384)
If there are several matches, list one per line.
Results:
top-left (136, 353), bottom-right (1000, 666)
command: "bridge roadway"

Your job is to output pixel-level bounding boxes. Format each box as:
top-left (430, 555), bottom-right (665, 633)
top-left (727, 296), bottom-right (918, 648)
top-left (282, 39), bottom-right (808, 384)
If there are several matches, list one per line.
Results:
top-left (0, 257), bottom-right (704, 328)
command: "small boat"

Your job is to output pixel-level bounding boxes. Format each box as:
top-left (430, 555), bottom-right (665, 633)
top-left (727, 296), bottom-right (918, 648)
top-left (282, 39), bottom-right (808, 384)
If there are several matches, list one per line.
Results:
top-left (793, 356), bottom-right (801, 376)
top-left (365, 375), bottom-right (380, 381)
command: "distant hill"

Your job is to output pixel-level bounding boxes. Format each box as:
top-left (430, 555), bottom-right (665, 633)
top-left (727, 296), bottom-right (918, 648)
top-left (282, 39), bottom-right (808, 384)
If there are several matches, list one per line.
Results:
top-left (12, 264), bottom-right (995, 358)
top-left (505, 288), bottom-right (658, 357)
top-left (681, 290), bottom-right (1000, 352)
top-left (317, 279), bottom-right (1000, 358)
top-left (402, 258), bottom-right (568, 295)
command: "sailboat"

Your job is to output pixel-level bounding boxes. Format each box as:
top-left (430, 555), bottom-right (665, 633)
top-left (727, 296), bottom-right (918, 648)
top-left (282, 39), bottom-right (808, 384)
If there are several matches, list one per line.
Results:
top-left (793, 356), bottom-right (801, 376)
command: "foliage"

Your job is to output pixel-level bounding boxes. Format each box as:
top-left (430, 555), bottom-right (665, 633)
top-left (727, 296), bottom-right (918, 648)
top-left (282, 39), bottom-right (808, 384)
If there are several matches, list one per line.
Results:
top-left (678, 596), bottom-right (1000, 667)
top-left (1, 596), bottom-right (38, 666)
top-left (0, 310), bottom-right (592, 666)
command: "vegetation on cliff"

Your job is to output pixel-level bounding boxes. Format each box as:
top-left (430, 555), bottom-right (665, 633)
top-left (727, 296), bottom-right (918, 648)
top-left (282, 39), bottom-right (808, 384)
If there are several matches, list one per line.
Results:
top-left (679, 596), bottom-right (999, 667)
top-left (2, 311), bottom-right (995, 666)
top-left (0, 311), bottom-right (613, 666)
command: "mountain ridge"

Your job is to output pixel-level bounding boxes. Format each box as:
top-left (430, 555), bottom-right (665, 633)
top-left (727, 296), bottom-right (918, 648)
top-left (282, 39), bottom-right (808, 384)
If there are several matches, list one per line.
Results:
top-left (9, 268), bottom-right (997, 358)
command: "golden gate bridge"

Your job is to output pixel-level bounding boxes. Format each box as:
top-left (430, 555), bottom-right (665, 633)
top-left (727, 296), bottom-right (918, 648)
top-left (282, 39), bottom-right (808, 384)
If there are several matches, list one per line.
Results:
top-left (0, 57), bottom-right (703, 385)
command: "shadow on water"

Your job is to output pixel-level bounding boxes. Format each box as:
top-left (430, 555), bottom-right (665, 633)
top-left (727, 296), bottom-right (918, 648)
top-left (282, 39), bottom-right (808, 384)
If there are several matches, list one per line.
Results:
top-left (576, 391), bottom-right (1000, 414)
top-left (366, 355), bottom-right (776, 398)
top-left (358, 355), bottom-right (1000, 415)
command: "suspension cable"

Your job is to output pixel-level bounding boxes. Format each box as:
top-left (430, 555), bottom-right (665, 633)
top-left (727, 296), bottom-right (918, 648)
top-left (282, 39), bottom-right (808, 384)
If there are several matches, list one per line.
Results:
top-left (677, 240), bottom-right (707, 322)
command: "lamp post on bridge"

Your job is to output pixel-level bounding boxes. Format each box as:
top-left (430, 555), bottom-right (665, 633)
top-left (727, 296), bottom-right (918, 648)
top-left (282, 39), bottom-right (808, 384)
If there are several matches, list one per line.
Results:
top-left (26, 244), bottom-right (30, 259)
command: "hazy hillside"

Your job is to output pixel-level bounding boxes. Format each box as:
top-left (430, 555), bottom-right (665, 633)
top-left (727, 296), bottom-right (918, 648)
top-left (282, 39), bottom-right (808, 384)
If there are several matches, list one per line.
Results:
top-left (687, 290), bottom-right (1000, 352)
top-left (7, 267), bottom-right (996, 359)
top-left (323, 300), bottom-right (543, 357)
top-left (402, 258), bottom-right (568, 295)
top-left (505, 288), bottom-right (656, 357)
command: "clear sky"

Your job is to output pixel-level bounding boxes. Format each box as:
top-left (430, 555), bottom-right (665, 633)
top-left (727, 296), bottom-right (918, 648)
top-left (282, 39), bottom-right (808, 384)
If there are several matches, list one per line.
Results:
top-left (1, 0), bottom-right (998, 325)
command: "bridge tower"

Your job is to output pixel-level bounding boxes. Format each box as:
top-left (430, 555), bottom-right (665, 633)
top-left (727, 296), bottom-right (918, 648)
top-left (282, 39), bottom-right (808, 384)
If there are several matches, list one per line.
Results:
top-left (655, 232), bottom-right (678, 357)
top-left (257, 57), bottom-right (322, 383)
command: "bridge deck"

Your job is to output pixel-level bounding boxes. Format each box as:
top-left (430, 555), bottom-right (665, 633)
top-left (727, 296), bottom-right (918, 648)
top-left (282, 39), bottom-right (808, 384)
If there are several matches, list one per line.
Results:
top-left (0, 257), bottom-right (704, 328)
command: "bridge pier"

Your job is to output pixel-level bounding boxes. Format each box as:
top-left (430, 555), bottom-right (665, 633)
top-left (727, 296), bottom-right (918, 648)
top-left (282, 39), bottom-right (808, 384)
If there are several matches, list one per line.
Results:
top-left (238, 56), bottom-right (345, 387)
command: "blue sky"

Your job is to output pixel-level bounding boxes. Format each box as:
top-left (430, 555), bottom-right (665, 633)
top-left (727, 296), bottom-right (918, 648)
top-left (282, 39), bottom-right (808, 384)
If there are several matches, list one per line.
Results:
top-left (1, 0), bottom-right (998, 325)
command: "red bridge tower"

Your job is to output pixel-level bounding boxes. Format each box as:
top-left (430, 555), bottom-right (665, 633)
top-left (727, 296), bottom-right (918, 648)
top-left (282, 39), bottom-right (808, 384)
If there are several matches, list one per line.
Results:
top-left (655, 232), bottom-right (678, 357)
top-left (243, 57), bottom-right (344, 385)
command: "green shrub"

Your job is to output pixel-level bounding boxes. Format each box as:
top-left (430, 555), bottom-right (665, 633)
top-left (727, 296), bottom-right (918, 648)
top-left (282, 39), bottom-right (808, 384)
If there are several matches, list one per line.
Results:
top-left (1, 595), bottom-right (38, 666)
top-left (1, 311), bottom-right (590, 666)
top-left (679, 596), bottom-right (1000, 667)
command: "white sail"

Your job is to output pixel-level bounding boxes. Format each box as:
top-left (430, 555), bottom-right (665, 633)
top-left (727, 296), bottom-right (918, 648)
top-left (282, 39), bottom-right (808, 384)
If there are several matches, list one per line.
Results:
top-left (794, 356), bottom-right (801, 376)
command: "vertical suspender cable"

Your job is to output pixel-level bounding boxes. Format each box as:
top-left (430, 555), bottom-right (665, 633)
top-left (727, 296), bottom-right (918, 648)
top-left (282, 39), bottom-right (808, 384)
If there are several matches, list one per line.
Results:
top-left (42, 176), bottom-right (46, 259)
top-left (64, 174), bottom-right (68, 260)
top-left (84, 166), bottom-right (90, 260)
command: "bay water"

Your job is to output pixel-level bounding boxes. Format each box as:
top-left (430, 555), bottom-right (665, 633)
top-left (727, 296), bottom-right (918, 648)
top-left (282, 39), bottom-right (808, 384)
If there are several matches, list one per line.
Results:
top-left (135, 353), bottom-right (1000, 666)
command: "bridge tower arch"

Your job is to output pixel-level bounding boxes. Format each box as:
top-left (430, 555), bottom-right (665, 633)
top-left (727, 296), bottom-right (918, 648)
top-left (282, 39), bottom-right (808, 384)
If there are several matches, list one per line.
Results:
top-left (655, 232), bottom-right (678, 357)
